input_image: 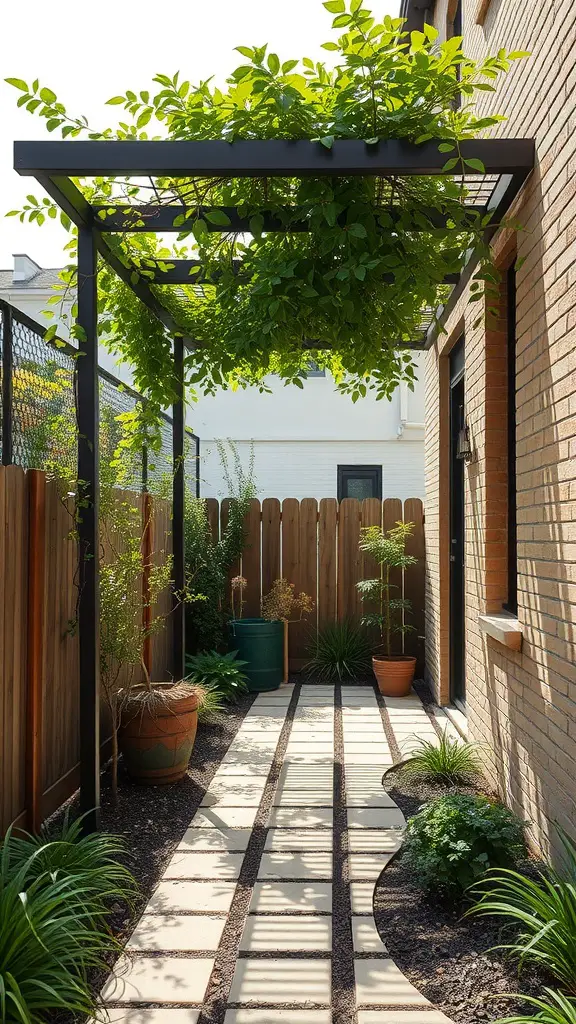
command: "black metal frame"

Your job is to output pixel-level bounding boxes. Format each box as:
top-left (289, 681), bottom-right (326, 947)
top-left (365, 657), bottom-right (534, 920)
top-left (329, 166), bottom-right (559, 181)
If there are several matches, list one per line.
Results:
top-left (13, 135), bottom-right (534, 827)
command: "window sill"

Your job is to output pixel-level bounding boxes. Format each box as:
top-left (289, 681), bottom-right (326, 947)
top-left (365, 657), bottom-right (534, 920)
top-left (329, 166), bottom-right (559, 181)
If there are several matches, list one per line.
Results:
top-left (478, 613), bottom-right (523, 651)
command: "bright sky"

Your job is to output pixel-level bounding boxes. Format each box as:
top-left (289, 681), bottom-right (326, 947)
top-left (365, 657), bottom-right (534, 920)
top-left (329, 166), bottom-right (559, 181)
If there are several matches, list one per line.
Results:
top-left (0, 0), bottom-right (399, 270)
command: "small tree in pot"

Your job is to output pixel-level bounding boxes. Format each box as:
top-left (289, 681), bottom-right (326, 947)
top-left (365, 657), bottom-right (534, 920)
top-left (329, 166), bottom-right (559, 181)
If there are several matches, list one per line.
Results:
top-left (357, 520), bottom-right (418, 697)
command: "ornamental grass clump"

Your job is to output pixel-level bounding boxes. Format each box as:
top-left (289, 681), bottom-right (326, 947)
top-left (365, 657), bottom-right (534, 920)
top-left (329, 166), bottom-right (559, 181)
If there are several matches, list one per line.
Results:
top-left (495, 989), bottom-right (576, 1024)
top-left (467, 829), bottom-right (576, 993)
top-left (403, 793), bottom-right (526, 898)
top-left (304, 619), bottom-right (372, 682)
top-left (398, 732), bottom-right (484, 786)
top-left (0, 819), bottom-right (136, 1024)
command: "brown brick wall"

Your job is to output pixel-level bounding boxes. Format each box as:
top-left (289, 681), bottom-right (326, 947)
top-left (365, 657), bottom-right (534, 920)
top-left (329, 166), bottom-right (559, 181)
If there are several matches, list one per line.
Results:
top-left (424, 0), bottom-right (576, 856)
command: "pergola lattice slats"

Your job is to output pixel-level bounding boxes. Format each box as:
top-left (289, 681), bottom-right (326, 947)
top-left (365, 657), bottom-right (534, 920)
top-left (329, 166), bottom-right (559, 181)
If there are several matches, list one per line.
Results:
top-left (13, 135), bottom-right (535, 830)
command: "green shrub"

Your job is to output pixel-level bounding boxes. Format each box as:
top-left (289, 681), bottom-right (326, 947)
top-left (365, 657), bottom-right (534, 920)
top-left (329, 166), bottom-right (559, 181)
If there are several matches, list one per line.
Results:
top-left (467, 830), bottom-right (576, 991)
top-left (398, 733), bottom-right (484, 786)
top-left (495, 988), bottom-right (576, 1023)
top-left (304, 620), bottom-right (372, 682)
top-left (0, 820), bottom-right (136, 1023)
top-left (186, 649), bottom-right (249, 702)
top-left (403, 793), bottom-right (526, 897)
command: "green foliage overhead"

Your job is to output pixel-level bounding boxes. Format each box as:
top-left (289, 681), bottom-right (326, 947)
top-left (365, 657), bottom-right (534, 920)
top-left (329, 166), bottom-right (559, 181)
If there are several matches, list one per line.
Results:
top-left (403, 792), bottom-right (526, 898)
top-left (6, 2), bottom-right (527, 431)
top-left (398, 732), bottom-right (484, 785)
top-left (468, 829), bottom-right (576, 992)
top-left (304, 619), bottom-right (372, 681)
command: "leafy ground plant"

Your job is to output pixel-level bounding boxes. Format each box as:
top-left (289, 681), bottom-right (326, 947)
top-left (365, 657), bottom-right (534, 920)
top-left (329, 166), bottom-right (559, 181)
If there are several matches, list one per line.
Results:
top-left (0, 821), bottom-right (135, 1024)
top-left (467, 830), bottom-right (576, 992)
top-left (495, 988), bottom-right (576, 1023)
top-left (304, 619), bottom-right (372, 682)
top-left (398, 732), bottom-right (484, 786)
top-left (403, 793), bottom-right (526, 898)
top-left (186, 649), bottom-right (249, 703)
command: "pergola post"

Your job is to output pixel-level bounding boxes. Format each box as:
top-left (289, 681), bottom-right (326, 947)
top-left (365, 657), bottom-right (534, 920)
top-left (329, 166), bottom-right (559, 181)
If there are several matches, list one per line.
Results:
top-left (77, 225), bottom-right (101, 831)
top-left (172, 336), bottom-right (185, 681)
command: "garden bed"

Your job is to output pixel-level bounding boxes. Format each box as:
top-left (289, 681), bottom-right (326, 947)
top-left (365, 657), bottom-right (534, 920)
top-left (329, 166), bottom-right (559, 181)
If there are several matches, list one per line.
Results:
top-left (374, 766), bottom-right (547, 1024)
top-left (45, 691), bottom-right (255, 1021)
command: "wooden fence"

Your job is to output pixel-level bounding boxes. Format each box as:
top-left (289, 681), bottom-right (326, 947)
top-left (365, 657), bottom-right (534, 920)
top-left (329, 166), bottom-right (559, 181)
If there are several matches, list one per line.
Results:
top-left (206, 496), bottom-right (425, 670)
top-left (0, 465), bottom-right (173, 834)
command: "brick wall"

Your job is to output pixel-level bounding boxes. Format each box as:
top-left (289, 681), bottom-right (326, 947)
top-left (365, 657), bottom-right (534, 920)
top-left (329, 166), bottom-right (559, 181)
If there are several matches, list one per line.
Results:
top-left (425, 0), bottom-right (576, 856)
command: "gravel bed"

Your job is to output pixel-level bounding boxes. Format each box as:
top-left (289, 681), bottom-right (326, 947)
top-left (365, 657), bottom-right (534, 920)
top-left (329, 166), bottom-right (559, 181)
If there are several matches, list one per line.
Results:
top-left (374, 765), bottom-right (548, 1023)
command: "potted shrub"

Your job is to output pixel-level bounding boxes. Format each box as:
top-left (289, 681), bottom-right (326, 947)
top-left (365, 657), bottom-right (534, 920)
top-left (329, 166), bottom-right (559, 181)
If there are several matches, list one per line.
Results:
top-left (229, 577), bottom-right (313, 691)
top-left (99, 474), bottom-right (205, 791)
top-left (357, 520), bottom-right (418, 697)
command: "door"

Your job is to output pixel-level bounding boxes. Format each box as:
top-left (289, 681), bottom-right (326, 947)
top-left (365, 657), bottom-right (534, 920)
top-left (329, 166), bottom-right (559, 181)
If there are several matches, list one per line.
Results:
top-left (449, 339), bottom-right (466, 705)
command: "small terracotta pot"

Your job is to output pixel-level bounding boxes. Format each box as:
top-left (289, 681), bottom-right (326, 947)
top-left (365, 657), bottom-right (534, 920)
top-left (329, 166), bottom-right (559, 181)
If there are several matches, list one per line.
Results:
top-left (372, 655), bottom-right (416, 697)
top-left (119, 683), bottom-right (200, 785)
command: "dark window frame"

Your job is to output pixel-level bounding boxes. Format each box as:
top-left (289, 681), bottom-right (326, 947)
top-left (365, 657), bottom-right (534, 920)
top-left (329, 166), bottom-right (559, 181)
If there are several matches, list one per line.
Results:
top-left (337, 464), bottom-right (382, 502)
top-left (504, 264), bottom-right (518, 615)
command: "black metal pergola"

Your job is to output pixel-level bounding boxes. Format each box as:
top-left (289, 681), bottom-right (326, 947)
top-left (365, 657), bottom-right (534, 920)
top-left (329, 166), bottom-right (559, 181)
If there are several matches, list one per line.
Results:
top-left (13, 137), bottom-right (534, 829)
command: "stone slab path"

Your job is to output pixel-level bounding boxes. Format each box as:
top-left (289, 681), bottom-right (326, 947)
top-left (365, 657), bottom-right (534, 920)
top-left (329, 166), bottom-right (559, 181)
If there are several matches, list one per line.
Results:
top-left (98, 683), bottom-right (454, 1024)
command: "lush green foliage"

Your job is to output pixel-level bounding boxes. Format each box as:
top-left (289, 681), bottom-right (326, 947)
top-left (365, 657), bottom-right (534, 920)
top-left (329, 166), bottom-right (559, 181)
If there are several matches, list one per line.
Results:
top-left (304, 619), bottom-right (372, 681)
top-left (0, 820), bottom-right (135, 1024)
top-left (468, 830), bottom-right (576, 992)
top-left (495, 989), bottom-right (576, 1024)
top-left (398, 732), bottom-right (484, 785)
top-left (403, 793), bottom-right (526, 897)
top-left (186, 649), bottom-right (249, 703)
top-left (357, 520), bottom-right (418, 655)
top-left (6, 2), bottom-right (527, 436)
top-left (185, 443), bottom-right (255, 652)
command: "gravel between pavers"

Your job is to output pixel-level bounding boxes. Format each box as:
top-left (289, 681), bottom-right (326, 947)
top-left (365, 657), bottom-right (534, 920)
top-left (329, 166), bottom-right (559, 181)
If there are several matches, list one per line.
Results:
top-left (373, 765), bottom-right (548, 1024)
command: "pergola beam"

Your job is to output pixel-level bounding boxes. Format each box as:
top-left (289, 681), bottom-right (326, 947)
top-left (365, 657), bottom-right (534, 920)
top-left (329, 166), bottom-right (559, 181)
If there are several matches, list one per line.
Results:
top-left (93, 203), bottom-right (486, 233)
top-left (144, 258), bottom-right (461, 286)
top-left (14, 138), bottom-right (535, 178)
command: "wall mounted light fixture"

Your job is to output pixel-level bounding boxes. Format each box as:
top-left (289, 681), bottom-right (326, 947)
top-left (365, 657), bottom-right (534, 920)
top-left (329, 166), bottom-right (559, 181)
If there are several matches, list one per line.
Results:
top-left (456, 421), bottom-right (473, 462)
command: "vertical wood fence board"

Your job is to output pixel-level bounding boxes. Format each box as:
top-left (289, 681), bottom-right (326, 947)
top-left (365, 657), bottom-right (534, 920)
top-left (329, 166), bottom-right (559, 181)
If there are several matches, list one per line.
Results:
top-left (338, 498), bottom-right (361, 621)
top-left (318, 498), bottom-right (338, 627)
top-left (150, 496), bottom-right (173, 681)
top-left (242, 499), bottom-right (261, 618)
top-left (26, 470), bottom-right (46, 833)
top-left (383, 497), bottom-right (404, 655)
top-left (221, 499), bottom-right (240, 611)
top-left (403, 497), bottom-right (426, 670)
top-left (261, 498), bottom-right (281, 600)
top-left (0, 469), bottom-right (5, 830)
top-left (293, 498), bottom-right (318, 660)
top-left (281, 499), bottom-right (300, 660)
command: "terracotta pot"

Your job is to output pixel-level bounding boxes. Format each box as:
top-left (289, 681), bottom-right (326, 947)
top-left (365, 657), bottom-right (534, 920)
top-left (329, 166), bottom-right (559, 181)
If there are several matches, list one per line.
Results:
top-left (119, 683), bottom-right (200, 785)
top-left (372, 655), bottom-right (416, 697)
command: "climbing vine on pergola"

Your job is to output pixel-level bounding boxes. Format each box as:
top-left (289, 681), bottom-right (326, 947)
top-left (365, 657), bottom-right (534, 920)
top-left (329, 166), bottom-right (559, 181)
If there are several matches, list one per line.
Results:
top-left (9, 0), bottom-right (533, 827)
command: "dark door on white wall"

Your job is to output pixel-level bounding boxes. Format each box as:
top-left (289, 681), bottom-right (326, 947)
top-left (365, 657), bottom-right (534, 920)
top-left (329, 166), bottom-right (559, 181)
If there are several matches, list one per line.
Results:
top-left (337, 465), bottom-right (382, 501)
top-left (449, 338), bottom-right (466, 705)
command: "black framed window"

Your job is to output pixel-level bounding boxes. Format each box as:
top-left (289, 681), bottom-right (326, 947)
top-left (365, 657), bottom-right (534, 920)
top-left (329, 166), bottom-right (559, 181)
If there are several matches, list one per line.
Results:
top-left (306, 360), bottom-right (326, 377)
top-left (337, 465), bottom-right (382, 501)
top-left (505, 264), bottom-right (518, 614)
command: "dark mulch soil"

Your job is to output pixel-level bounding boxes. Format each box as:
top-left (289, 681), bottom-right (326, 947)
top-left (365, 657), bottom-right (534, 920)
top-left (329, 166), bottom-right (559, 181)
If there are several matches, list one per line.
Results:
top-left (374, 765), bottom-right (547, 1023)
top-left (45, 692), bottom-right (254, 1022)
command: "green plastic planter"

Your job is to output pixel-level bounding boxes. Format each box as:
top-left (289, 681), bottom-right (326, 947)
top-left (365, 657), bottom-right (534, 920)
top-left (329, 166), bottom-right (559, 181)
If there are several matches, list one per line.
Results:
top-left (229, 618), bottom-right (284, 692)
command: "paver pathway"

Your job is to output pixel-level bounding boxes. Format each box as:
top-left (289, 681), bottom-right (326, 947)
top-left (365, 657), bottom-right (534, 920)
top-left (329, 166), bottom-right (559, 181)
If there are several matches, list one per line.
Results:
top-left (99, 683), bottom-right (454, 1023)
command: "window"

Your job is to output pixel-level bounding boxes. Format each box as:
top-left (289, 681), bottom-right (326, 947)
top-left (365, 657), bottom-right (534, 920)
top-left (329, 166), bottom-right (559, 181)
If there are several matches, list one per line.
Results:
top-left (337, 465), bottom-right (382, 501)
top-left (306, 360), bottom-right (326, 377)
top-left (448, 0), bottom-right (463, 107)
top-left (505, 264), bottom-right (518, 614)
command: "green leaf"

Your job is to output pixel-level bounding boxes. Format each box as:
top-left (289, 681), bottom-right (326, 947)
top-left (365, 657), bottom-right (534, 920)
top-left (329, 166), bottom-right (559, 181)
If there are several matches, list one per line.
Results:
top-left (205, 209), bottom-right (231, 227)
top-left (5, 78), bottom-right (28, 92)
top-left (282, 59), bottom-right (299, 73)
top-left (250, 214), bottom-right (265, 237)
top-left (319, 135), bottom-right (335, 149)
top-left (332, 13), bottom-right (352, 26)
top-left (350, 0), bottom-right (362, 12)
top-left (137, 109), bottom-right (152, 128)
top-left (464, 157), bottom-right (486, 173)
top-left (348, 222), bottom-right (367, 238)
top-left (235, 46), bottom-right (254, 58)
top-left (354, 265), bottom-right (367, 280)
top-left (172, 214), bottom-right (186, 227)
top-left (442, 157), bottom-right (459, 172)
top-left (44, 325), bottom-right (57, 342)
top-left (267, 53), bottom-right (280, 74)
top-left (39, 87), bottom-right (57, 104)
top-left (130, 271), bottom-right (139, 286)
top-left (107, 96), bottom-right (126, 105)
top-left (323, 0), bottom-right (345, 11)
top-left (321, 41), bottom-right (340, 50)
top-left (438, 142), bottom-right (455, 152)
top-left (192, 218), bottom-right (208, 241)
top-left (508, 50), bottom-right (530, 59)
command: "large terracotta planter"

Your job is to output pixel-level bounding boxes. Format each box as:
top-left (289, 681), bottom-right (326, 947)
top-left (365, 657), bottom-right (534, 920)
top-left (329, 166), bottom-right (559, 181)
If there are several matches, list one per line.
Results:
top-left (372, 655), bottom-right (416, 697)
top-left (119, 683), bottom-right (200, 785)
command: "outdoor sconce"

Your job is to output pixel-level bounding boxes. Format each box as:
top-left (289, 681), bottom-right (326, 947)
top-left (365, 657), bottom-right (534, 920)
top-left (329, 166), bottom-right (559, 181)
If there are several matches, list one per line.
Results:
top-left (456, 421), bottom-right (473, 462)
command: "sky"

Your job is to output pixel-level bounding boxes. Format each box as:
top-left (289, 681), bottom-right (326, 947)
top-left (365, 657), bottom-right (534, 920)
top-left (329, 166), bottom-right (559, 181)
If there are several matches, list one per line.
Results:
top-left (0, 0), bottom-right (399, 270)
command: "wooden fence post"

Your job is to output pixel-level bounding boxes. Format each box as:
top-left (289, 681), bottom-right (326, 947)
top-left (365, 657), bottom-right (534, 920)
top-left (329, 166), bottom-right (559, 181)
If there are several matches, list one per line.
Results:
top-left (26, 470), bottom-right (46, 833)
